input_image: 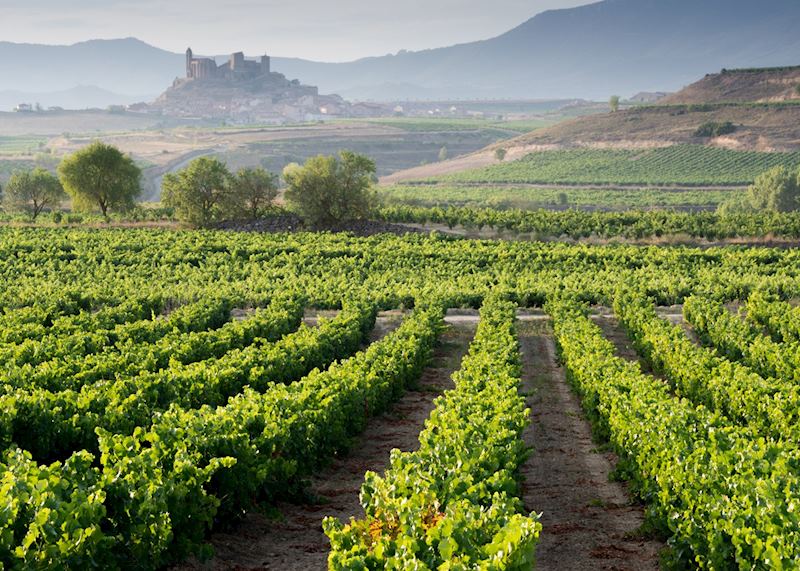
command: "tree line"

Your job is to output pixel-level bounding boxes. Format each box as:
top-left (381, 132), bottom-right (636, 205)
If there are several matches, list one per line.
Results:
top-left (0, 141), bottom-right (378, 228)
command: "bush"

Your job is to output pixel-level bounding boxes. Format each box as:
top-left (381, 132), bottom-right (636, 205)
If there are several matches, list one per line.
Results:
top-left (230, 167), bottom-right (278, 220)
top-left (2, 168), bottom-right (65, 221)
top-left (283, 151), bottom-right (377, 228)
top-left (745, 165), bottom-right (800, 212)
top-left (161, 157), bottom-right (233, 228)
top-left (58, 142), bottom-right (141, 220)
top-left (695, 121), bottom-right (737, 138)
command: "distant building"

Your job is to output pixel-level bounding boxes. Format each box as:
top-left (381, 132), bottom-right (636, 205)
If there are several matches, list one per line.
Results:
top-left (145, 46), bottom-right (393, 123)
top-left (186, 48), bottom-right (271, 82)
top-left (13, 103), bottom-right (33, 113)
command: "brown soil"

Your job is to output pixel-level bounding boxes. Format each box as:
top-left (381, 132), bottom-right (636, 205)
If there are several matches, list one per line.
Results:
top-left (590, 313), bottom-right (645, 364)
top-left (518, 319), bottom-right (663, 570)
top-left (173, 319), bottom-right (477, 571)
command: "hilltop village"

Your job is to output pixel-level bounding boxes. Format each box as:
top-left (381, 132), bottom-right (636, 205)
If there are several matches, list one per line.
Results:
top-left (143, 48), bottom-right (381, 123)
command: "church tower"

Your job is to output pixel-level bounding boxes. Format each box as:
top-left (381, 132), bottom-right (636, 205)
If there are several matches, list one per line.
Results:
top-left (186, 48), bottom-right (193, 78)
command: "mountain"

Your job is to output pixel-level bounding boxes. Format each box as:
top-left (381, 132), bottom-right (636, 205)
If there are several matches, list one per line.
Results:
top-left (0, 38), bottom-right (179, 95)
top-left (1, 0), bottom-right (799, 104)
top-left (0, 85), bottom-right (152, 112)
top-left (272, 0), bottom-right (800, 100)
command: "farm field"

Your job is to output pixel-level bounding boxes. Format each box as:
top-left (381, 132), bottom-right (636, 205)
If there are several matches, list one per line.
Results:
top-left (0, 119), bottom-right (526, 198)
top-left (380, 183), bottom-right (743, 210)
top-left (420, 145), bottom-right (800, 187)
top-left (3, 226), bottom-right (800, 569)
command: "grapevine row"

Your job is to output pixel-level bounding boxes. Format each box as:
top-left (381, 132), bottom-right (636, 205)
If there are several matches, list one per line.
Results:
top-left (613, 290), bottom-right (800, 441)
top-left (325, 295), bottom-right (541, 569)
top-left (2, 296), bottom-right (304, 392)
top-left (549, 298), bottom-right (800, 568)
top-left (0, 300), bottom-right (443, 569)
top-left (683, 294), bottom-right (800, 384)
top-left (3, 299), bottom-right (376, 462)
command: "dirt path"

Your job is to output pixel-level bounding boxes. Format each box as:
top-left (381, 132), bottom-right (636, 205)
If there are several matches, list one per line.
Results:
top-left (174, 319), bottom-right (477, 571)
top-left (518, 319), bottom-right (663, 570)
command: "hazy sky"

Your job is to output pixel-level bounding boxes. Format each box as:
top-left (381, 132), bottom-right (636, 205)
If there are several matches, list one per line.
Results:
top-left (2, 0), bottom-right (594, 61)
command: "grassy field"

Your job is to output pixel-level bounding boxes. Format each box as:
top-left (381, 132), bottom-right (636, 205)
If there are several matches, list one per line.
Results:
top-left (423, 145), bottom-right (800, 187)
top-left (358, 115), bottom-right (587, 134)
top-left (380, 184), bottom-right (742, 210)
top-left (0, 136), bottom-right (48, 156)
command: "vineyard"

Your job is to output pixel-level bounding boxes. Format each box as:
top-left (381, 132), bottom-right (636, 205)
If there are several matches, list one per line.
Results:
top-left (381, 183), bottom-right (741, 210)
top-left (423, 145), bottom-right (800, 186)
top-left (3, 226), bottom-right (800, 568)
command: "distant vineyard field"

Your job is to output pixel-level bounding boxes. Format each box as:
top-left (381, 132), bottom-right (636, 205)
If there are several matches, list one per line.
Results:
top-left (426, 145), bottom-right (800, 186)
top-left (359, 117), bottom-right (558, 133)
top-left (0, 136), bottom-right (47, 155)
top-left (380, 184), bottom-right (741, 210)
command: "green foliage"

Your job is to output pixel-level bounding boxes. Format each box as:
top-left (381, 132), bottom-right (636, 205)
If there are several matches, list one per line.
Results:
top-left (325, 296), bottom-right (540, 568)
top-left (609, 95), bottom-right (620, 113)
top-left (745, 165), bottom-right (800, 212)
top-left (230, 166), bottom-right (278, 220)
top-left (438, 146), bottom-right (448, 162)
top-left (550, 297), bottom-right (800, 569)
top-left (162, 157), bottom-right (233, 228)
top-left (694, 121), bottom-right (737, 138)
top-left (378, 204), bottom-right (800, 240)
top-left (381, 184), bottom-right (741, 210)
top-left (495, 148), bottom-right (508, 161)
top-left (425, 145), bottom-right (800, 187)
top-left (3, 227), bottom-right (800, 568)
top-left (283, 151), bottom-right (377, 228)
top-left (2, 168), bottom-right (65, 220)
top-left (57, 142), bottom-right (142, 219)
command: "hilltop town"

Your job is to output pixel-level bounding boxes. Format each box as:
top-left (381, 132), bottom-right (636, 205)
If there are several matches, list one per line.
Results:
top-left (143, 48), bottom-right (374, 123)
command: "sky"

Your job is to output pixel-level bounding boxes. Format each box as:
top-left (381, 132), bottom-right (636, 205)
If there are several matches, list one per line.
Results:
top-left (0, 0), bottom-right (594, 61)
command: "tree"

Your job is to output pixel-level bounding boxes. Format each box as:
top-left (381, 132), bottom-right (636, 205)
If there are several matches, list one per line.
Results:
top-left (609, 95), bottom-right (620, 113)
top-left (162, 157), bottom-right (232, 228)
top-left (283, 151), bottom-right (376, 228)
top-left (438, 146), bottom-right (449, 162)
top-left (3, 168), bottom-right (66, 220)
top-left (58, 142), bottom-right (141, 219)
top-left (494, 148), bottom-right (507, 162)
top-left (746, 166), bottom-right (800, 212)
top-left (230, 167), bottom-right (278, 220)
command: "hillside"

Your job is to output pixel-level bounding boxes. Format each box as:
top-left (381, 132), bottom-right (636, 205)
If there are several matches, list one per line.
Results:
top-left (2, 0), bottom-right (800, 104)
top-left (383, 65), bottom-right (800, 185)
top-left (661, 66), bottom-right (800, 104)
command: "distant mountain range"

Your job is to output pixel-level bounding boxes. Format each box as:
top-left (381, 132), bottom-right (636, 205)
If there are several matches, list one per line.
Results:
top-left (1, 0), bottom-right (799, 109)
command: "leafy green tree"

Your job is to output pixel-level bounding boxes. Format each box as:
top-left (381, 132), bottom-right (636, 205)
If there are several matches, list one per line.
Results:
top-left (57, 142), bottom-right (141, 219)
top-left (438, 146), bottom-right (449, 162)
top-left (746, 166), bottom-right (800, 212)
top-left (609, 95), bottom-right (620, 113)
top-left (3, 168), bottom-right (66, 220)
top-left (494, 148), bottom-right (507, 162)
top-left (283, 151), bottom-right (376, 228)
top-left (230, 167), bottom-right (278, 220)
top-left (162, 157), bottom-right (233, 228)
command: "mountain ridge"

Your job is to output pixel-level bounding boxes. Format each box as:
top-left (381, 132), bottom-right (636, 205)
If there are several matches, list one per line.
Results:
top-left (1, 0), bottom-right (799, 104)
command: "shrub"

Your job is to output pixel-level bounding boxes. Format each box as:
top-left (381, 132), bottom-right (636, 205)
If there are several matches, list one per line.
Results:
top-left (695, 121), bottom-right (737, 138)
top-left (283, 151), bottom-right (377, 228)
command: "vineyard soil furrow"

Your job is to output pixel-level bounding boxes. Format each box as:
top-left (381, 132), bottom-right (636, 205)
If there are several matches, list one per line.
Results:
top-left (173, 319), bottom-right (477, 571)
top-left (517, 320), bottom-right (663, 570)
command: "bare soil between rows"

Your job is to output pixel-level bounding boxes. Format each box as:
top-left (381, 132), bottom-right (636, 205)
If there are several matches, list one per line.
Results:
top-left (518, 319), bottom-right (663, 570)
top-left (173, 319), bottom-right (477, 570)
